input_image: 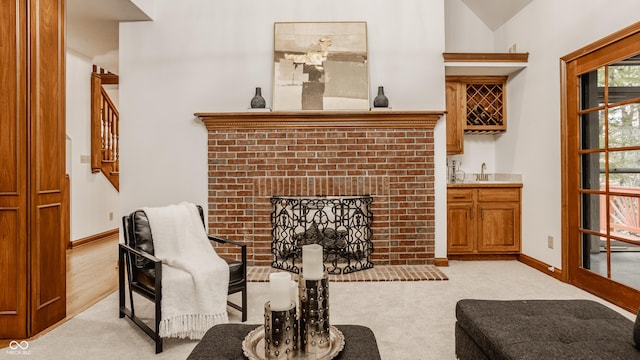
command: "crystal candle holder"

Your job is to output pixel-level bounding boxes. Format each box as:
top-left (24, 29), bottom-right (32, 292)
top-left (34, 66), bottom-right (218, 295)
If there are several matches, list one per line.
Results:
top-left (264, 301), bottom-right (298, 359)
top-left (298, 273), bottom-right (330, 354)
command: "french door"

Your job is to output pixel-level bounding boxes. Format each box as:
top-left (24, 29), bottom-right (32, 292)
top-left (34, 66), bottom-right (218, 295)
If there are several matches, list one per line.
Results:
top-left (563, 23), bottom-right (640, 312)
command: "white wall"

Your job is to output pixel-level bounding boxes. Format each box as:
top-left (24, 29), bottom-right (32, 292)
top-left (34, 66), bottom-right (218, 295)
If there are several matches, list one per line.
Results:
top-left (445, 0), bottom-right (640, 269)
top-left (66, 51), bottom-right (120, 240)
top-left (444, 0), bottom-right (494, 52)
top-left (119, 0), bottom-right (448, 255)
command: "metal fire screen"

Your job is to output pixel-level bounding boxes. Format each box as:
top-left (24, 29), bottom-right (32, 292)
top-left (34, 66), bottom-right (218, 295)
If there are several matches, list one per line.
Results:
top-left (271, 196), bottom-right (374, 274)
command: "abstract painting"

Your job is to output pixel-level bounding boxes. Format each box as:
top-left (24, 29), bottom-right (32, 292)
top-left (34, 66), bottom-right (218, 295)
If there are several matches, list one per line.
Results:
top-left (273, 22), bottom-right (369, 111)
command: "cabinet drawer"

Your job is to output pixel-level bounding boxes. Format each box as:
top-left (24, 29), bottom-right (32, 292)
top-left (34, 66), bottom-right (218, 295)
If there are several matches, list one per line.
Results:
top-left (478, 188), bottom-right (520, 202)
top-left (448, 189), bottom-right (473, 202)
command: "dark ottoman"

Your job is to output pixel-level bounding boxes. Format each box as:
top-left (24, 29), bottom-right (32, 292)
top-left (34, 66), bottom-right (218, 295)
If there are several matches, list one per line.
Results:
top-left (187, 324), bottom-right (381, 360)
top-left (455, 299), bottom-right (640, 360)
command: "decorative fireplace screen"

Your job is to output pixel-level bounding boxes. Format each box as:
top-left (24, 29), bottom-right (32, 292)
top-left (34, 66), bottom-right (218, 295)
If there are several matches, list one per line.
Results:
top-left (270, 196), bottom-right (373, 274)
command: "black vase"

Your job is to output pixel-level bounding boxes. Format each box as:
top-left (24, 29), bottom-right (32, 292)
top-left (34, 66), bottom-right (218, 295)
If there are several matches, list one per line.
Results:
top-left (250, 87), bottom-right (266, 108)
top-left (373, 86), bottom-right (389, 108)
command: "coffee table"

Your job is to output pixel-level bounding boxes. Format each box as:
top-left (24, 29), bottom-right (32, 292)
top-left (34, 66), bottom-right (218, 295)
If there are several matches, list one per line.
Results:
top-left (187, 324), bottom-right (381, 359)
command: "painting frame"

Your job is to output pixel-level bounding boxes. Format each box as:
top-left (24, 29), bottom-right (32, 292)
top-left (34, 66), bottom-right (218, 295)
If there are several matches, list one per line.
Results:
top-left (272, 21), bottom-right (369, 111)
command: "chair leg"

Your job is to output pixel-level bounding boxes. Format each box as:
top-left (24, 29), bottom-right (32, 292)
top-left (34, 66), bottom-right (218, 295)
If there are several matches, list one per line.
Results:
top-left (154, 264), bottom-right (163, 354)
top-left (155, 338), bottom-right (163, 354)
top-left (154, 294), bottom-right (162, 353)
top-left (242, 286), bottom-right (247, 322)
top-left (153, 292), bottom-right (163, 354)
top-left (118, 248), bottom-right (125, 318)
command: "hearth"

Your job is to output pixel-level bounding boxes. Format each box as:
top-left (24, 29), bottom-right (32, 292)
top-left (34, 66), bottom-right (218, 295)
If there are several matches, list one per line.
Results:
top-left (271, 196), bottom-right (373, 274)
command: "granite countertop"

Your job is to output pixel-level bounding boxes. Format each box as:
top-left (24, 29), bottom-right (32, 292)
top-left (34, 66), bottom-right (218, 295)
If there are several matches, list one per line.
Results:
top-left (447, 182), bottom-right (523, 188)
top-left (447, 173), bottom-right (523, 188)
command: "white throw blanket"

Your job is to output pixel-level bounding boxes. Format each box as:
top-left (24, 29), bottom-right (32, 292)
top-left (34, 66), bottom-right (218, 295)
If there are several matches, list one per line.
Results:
top-left (142, 202), bottom-right (229, 339)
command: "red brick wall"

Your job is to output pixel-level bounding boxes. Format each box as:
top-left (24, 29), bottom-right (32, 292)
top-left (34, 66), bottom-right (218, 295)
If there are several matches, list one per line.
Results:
top-left (207, 128), bottom-right (435, 266)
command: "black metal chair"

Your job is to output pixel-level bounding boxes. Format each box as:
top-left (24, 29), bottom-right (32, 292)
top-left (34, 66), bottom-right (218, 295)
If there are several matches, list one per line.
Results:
top-left (118, 205), bottom-right (247, 353)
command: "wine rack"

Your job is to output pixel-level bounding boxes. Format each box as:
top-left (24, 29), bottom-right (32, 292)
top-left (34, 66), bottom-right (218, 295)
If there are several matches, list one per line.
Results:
top-left (463, 77), bottom-right (507, 133)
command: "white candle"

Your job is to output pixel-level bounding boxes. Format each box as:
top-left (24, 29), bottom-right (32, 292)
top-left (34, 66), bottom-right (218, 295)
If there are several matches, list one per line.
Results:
top-left (302, 244), bottom-right (324, 280)
top-left (269, 272), bottom-right (292, 311)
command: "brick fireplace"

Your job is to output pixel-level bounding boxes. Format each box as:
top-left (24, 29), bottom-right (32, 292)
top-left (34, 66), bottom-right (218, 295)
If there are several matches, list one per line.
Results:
top-left (196, 111), bottom-right (443, 267)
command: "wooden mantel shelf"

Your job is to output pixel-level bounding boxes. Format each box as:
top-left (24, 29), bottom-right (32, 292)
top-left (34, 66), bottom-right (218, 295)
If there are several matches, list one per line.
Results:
top-left (195, 110), bottom-right (445, 130)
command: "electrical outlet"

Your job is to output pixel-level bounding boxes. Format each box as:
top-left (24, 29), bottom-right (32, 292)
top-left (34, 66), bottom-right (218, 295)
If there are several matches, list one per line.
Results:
top-left (109, 212), bottom-right (114, 221)
top-left (547, 235), bottom-right (554, 249)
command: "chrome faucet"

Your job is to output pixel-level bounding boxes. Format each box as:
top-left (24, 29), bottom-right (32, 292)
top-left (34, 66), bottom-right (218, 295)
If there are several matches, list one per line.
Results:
top-left (477, 162), bottom-right (488, 181)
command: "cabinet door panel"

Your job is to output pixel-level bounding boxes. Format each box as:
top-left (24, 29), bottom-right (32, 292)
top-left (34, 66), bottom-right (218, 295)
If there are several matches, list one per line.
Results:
top-left (446, 80), bottom-right (464, 154)
top-left (447, 203), bottom-right (475, 253)
top-left (477, 203), bottom-right (520, 252)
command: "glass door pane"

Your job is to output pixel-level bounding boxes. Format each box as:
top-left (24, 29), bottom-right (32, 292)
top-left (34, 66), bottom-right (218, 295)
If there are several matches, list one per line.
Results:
top-left (579, 55), bottom-right (640, 285)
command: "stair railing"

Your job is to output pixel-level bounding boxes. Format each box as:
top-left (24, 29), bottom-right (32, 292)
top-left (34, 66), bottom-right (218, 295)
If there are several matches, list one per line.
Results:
top-left (91, 65), bottom-right (119, 190)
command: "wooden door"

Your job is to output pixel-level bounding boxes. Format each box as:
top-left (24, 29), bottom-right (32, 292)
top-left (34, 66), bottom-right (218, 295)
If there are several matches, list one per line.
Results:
top-left (0, 0), bottom-right (66, 338)
top-left (0, 0), bottom-right (29, 339)
top-left (28, 0), bottom-right (67, 334)
top-left (563, 23), bottom-right (640, 312)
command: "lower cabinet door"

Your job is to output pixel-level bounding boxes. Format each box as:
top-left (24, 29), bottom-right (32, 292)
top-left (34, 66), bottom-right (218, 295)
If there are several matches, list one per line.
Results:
top-left (447, 203), bottom-right (475, 254)
top-left (476, 202), bottom-right (520, 253)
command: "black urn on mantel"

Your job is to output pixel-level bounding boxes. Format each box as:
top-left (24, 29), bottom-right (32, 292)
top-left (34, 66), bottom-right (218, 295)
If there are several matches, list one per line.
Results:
top-left (250, 87), bottom-right (266, 108)
top-left (373, 86), bottom-right (389, 108)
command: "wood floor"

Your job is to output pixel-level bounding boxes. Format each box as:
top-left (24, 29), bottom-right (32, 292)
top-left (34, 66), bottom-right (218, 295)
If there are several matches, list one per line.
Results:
top-left (0, 233), bottom-right (119, 348)
top-left (66, 233), bottom-right (119, 318)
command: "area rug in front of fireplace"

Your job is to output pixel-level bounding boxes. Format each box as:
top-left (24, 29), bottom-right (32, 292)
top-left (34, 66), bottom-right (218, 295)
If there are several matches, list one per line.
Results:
top-left (247, 265), bottom-right (448, 282)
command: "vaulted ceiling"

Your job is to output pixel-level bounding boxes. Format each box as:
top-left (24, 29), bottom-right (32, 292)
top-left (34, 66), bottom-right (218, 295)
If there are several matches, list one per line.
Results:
top-left (461, 0), bottom-right (534, 31)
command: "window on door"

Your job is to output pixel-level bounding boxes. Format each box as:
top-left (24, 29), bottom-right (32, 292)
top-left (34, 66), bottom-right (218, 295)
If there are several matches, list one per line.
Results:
top-left (579, 56), bottom-right (640, 289)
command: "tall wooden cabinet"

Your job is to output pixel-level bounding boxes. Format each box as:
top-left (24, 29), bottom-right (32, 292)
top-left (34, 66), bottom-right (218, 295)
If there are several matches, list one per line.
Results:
top-left (445, 80), bottom-right (464, 154)
top-left (0, 0), bottom-right (67, 338)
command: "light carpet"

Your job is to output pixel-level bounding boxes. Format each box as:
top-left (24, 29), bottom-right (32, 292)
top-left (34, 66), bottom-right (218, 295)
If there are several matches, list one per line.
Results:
top-left (0, 261), bottom-right (634, 360)
top-left (247, 265), bottom-right (448, 282)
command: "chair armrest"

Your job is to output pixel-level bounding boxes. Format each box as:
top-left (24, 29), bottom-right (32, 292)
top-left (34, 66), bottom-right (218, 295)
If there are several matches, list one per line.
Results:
top-left (119, 242), bottom-right (163, 296)
top-left (119, 242), bottom-right (161, 264)
top-left (207, 235), bottom-right (245, 249)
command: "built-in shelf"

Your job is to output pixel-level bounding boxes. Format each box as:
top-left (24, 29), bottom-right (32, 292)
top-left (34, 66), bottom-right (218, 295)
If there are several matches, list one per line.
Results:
top-left (443, 52), bottom-right (529, 76)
